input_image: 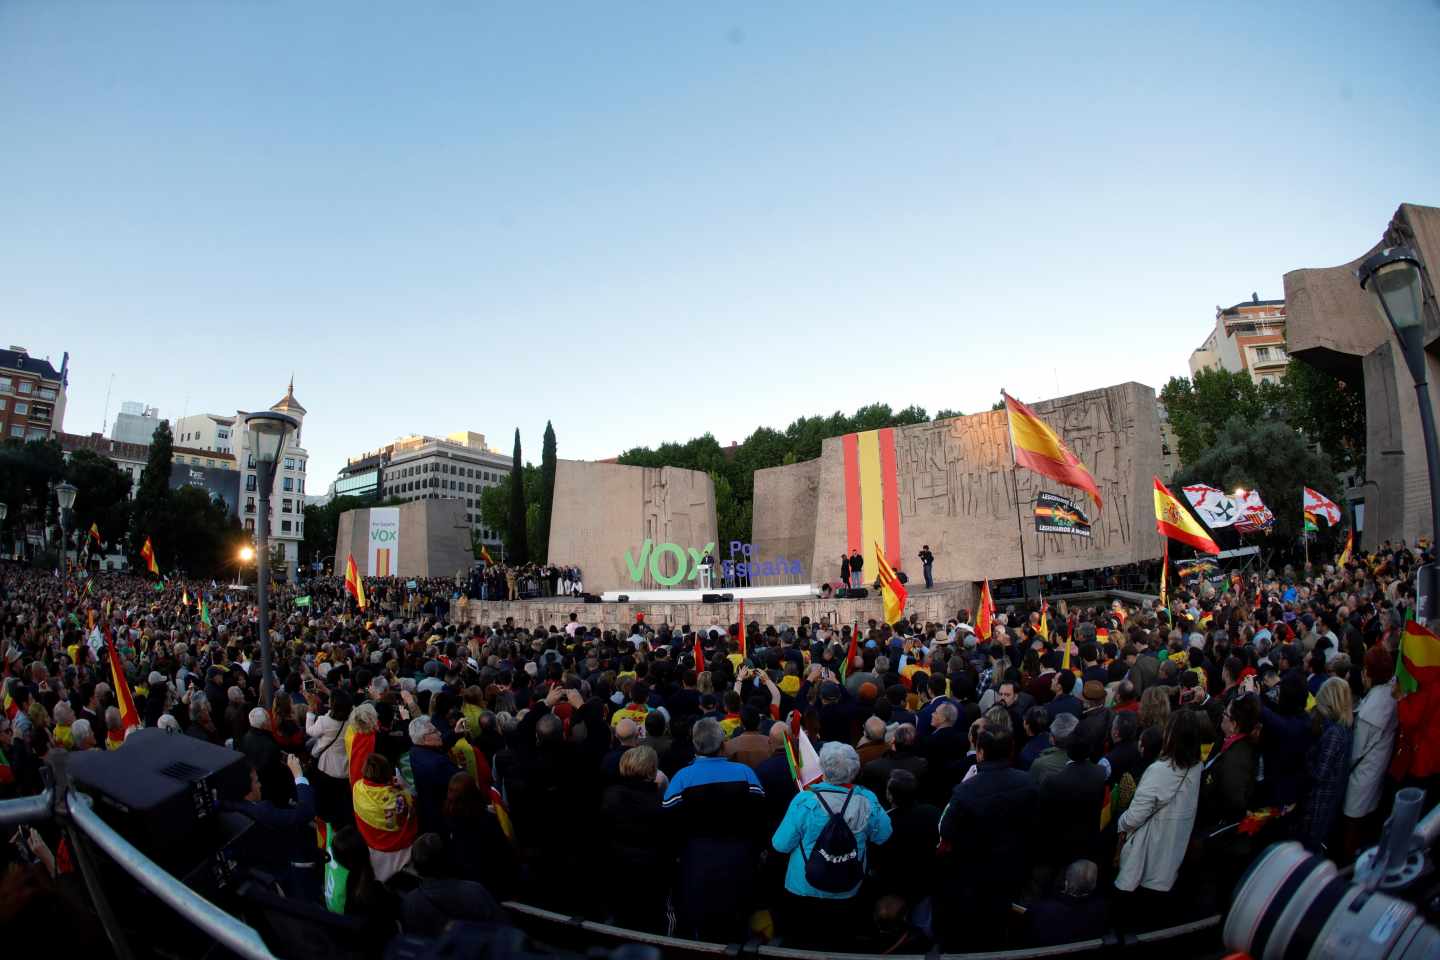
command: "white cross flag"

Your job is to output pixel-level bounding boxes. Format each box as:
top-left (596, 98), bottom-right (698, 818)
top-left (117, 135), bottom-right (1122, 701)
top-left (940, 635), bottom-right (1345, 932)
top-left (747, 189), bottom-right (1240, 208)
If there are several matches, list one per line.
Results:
top-left (1234, 489), bottom-right (1275, 533)
top-left (1182, 484), bottom-right (1240, 529)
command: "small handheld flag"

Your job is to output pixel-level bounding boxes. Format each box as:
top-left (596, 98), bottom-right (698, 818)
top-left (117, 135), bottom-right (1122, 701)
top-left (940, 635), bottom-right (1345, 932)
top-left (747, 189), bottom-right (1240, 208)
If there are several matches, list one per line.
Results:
top-left (975, 579), bottom-right (995, 641)
top-left (103, 625), bottom-right (140, 733)
top-left (840, 623), bottom-right (860, 683)
top-left (692, 633), bottom-right (705, 674)
top-left (737, 599), bottom-right (747, 661)
top-left (875, 542), bottom-right (908, 625)
top-left (480, 545), bottom-right (494, 565)
top-left (201, 598), bottom-right (212, 626)
top-left (89, 522), bottom-right (103, 547)
top-left (1338, 530), bottom-right (1354, 568)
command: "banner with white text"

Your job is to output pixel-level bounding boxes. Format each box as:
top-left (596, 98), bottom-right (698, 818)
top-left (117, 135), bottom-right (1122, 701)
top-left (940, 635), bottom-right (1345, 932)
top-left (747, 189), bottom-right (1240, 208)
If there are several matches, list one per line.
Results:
top-left (368, 507), bottom-right (400, 577)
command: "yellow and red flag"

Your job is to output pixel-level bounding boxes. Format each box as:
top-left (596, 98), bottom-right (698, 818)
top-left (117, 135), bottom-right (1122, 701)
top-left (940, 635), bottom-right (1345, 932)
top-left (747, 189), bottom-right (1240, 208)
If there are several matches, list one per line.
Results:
top-left (1159, 542), bottom-right (1169, 606)
top-left (480, 545), bottom-right (495, 565)
top-left (345, 554), bottom-right (367, 609)
top-left (1338, 530), bottom-right (1354, 568)
top-left (692, 634), bottom-right (705, 674)
top-left (1154, 476), bottom-right (1220, 555)
top-left (875, 542), bottom-right (907, 625)
top-left (840, 623), bottom-right (860, 682)
top-left (1397, 618), bottom-right (1440, 694)
top-left (1037, 599), bottom-right (1050, 641)
top-left (1003, 392), bottom-right (1103, 512)
top-left (975, 579), bottom-right (995, 641)
top-left (140, 536), bottom-right (159, 575)
top-left (1391, 619), bottom-right (1440, 780)
top-left (103, 625), bottom-right (141, 733)
top-left (89, 522), bottom-right (103, 547)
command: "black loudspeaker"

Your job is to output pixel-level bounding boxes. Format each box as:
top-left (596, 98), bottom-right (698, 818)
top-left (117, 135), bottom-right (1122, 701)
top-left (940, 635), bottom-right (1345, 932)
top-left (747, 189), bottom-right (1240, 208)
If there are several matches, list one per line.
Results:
top-left (583, 593), bottom-right (602, 603)
top-left (701, 593), bottom-right (725, 603)
top-left (616, 595), bottom-right (630, 603)
top-left (840, 587), bottom-right (869, 599)
top-left (67, 728), bottom-right (251, 875)
top-left (722, 593), bottom-right (735, 601)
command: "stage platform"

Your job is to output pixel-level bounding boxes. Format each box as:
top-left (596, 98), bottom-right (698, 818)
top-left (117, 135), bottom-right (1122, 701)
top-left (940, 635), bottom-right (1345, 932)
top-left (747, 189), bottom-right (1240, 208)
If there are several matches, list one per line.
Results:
top-left (451, 582), bottom-right (977, 632)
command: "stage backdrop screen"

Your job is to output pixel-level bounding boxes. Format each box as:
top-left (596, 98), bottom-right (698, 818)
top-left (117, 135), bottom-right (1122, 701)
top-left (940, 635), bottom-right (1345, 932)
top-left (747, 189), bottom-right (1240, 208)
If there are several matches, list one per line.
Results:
top-left (368, 507), bottom-right (400, 577)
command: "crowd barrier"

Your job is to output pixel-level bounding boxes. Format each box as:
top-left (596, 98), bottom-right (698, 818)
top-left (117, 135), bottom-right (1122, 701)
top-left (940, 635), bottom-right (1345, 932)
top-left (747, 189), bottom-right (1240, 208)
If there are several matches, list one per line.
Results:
top-left (0, 787), bottom-right (1222, 960)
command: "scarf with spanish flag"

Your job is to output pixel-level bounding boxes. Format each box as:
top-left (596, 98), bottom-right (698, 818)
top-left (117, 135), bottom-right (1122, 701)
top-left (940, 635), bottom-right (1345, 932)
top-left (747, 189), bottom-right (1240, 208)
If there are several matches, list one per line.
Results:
top-left (351, 778), bottom-right (418, 851)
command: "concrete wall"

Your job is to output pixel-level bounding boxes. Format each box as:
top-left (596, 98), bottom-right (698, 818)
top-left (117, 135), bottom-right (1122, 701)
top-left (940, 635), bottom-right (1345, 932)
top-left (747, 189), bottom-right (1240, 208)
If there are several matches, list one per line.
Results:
top-left (1284, 203), bottom-right (1440, 549)
top-left (750, 458), bottom-right (820, 583)
top-left (753, 382), bottom-right (1164, 586)
top-left (451, 581), bottom-right (975, 632)
top-left (335, 499), bottom-right (472, 578)
top-left (546, 461), bottom-right (719, 594)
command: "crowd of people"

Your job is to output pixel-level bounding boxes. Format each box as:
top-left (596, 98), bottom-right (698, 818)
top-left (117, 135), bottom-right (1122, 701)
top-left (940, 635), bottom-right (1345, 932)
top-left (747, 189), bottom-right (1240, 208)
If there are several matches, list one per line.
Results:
top-left (0, 539), bottom-right (1435, 954)
top-left (470, 562), bottom-right (583, 601)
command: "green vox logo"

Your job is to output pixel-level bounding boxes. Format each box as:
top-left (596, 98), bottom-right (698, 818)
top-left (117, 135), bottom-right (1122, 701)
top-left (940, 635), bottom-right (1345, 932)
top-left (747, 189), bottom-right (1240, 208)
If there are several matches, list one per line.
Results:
top-left (624, 539), bottom-right (715, 586)
top-left (371, 529), bottom-right (397, 542)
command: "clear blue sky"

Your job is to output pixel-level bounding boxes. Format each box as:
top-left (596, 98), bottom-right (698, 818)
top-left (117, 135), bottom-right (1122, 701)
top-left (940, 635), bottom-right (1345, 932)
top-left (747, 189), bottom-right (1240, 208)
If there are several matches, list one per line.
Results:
top-left (2, 2), bottom-right (1438, 485)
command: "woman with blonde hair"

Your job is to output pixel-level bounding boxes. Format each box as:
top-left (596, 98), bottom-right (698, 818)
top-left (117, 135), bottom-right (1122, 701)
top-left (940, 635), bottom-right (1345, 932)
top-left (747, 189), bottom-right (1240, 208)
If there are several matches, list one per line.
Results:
top-left (1300, 676), bottom-right (1353, 852)
top-left (345, 702), bottom-right (380, 787)
top-left (1137, 685), bottom-right (1171, 733)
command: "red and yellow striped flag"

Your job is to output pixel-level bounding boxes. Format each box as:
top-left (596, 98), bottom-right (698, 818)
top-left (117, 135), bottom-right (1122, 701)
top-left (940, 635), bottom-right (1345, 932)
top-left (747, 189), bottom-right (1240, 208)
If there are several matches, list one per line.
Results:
top-left (737, 598), bottom-right (747, 662)
top-left (1338, 530), bottom-right (1354, 568)
top-left (140, 536), bottom-right (159, 575)
top-left (1003, 392), bottom-right (1103, 511)
top-left (103, 625), bottom-right (141, 733)
top-left (1154, 477), bottom-right (1220, 555)
top-left (345, 554), bottom-right (367, 609)
top-left (975, 579), bottom-right (995, 641)
top-left (875, 542), bottom-right (907, 625)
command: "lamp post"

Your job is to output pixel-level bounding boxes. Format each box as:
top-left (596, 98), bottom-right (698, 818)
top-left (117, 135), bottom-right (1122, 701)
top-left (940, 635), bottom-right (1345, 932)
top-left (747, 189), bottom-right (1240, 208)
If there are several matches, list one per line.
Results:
top-left (0, 503), bottom-right (7, 560)
top-left (236, 544), bottom-right (255, 587)
top-left (1358, 245), bottom-right (1439, 616)
top-left (243, 410), bottom-right (298, 707)
top-left (54, 481), bottom-right (77, 575)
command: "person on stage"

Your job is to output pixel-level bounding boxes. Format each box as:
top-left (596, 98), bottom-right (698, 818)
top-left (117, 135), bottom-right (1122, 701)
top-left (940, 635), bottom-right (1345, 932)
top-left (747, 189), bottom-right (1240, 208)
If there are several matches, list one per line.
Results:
top-left (918, 545), bottom-right (935, 589)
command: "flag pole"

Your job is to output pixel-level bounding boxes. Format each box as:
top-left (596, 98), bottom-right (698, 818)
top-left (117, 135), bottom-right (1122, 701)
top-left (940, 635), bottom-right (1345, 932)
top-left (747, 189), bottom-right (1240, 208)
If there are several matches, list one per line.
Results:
top-left (1002, 391), bottom-right (1032, 601)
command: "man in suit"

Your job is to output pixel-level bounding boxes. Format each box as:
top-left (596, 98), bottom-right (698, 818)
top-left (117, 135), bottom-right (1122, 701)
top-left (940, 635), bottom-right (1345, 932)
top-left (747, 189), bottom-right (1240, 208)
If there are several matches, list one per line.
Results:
top-left (1046, 671), bottom-right (1084, 724)
top-left (1038, 724), bottom-right (1108, 869)
top-left (859, 723), bottom-right (929, 797)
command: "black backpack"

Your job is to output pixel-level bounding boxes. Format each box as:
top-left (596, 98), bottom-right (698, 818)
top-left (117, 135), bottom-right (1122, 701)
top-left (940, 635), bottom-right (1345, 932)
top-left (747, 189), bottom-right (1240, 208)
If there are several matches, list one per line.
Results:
top-left (803, 787), bottom-right (864, 893)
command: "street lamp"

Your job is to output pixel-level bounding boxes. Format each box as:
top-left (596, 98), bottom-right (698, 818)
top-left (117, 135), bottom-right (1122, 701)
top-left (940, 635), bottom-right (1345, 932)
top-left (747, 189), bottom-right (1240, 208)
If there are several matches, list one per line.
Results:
top-left (236, 544), bottom-right (255, 586)
top-left (54, 481), bottom-right (77, 574)
top-left (244, 410), bottom-right (298, 707)
top-left (1358, 245), bottom-right (1439, 614)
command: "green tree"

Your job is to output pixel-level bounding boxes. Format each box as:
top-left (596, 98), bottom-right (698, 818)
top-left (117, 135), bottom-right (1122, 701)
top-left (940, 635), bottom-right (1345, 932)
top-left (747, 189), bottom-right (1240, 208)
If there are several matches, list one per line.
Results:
top-left (168, 487), bottom-right (246, 577)
top-left (1174, 416), bottom-right (1341, 544)
top-left (64, 449), bottom-right (132, 552)
top-left (1160, 368), bottom-right (1285, 465)
top-left (300, 494), bottom-right (367, 569)
top-left (0, 439), bottom-right (65, 554)
top-left (934, 408), bottom-right (964, 420)
top-left (128, 421), bottom-right (175, 568)
top-left (507, 430), bottom-right (528, 563)
top-left (1280, 360), bottom-right (1366, 474)
top-left (538, 421), bottom-right (557, 563)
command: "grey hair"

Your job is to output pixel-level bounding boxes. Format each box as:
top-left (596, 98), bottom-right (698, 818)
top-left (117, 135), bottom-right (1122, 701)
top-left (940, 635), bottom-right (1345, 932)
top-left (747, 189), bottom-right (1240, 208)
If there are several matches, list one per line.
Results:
top-left (105, 706), bottom-right (121, 729)
top-left (227, 686), bottom-right (244, 703)
top-left (349, 702), bottom-right (380, 734)
top-left (933, 702), bottom-right (958, 727)
top-left (496, 711), bottom-right (517, 735)
top-left (71, 718), bottom-right (94, 746)
top-left (819, 742), bottom-right (861, 785)
top-left (1062, 859), bottom-right (1098, 897)
top-left (862, 716), bottom-right (886, 742)
top-left (190, 692), bottom-right (210, 721)
top-left (408, 715), bottom-right (439, 742)
top-left (157, 714), bottom-right (181, 733)
top-left (692, 717), bottom-right (725, 756)
top-left (54, 702), bottom-right (75, 725)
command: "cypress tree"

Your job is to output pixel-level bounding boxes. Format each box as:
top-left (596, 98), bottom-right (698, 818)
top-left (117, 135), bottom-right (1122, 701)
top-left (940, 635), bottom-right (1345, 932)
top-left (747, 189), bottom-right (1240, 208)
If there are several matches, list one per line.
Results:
top-left (507, 428), bottom-right (528, 563)
top-left (539, 421), bottom-right (556, 563)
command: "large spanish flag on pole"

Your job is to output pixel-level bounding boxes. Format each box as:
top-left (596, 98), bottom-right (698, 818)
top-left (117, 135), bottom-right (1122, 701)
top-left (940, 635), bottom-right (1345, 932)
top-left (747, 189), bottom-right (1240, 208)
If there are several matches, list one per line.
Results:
top-left (345, 553), bottom-right (367, 609)
top-left (1154, 477), bottom-right (1220, 555)
top-left (1003, 392), bottom-right (1103, 512)
top-left (875, 542), bottom-right (908, 625)
top-left (103, 625), bottom-right (141, 732)
top-left (140, 536), bottom-right (160, 575)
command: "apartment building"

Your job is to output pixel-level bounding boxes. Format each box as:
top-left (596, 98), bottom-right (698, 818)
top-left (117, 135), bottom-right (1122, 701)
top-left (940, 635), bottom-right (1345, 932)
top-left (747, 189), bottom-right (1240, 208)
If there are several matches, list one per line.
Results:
top-left (0, 346), bottom-right (68, 441)
top-left (1189, 295), bottom-right (1289, 386)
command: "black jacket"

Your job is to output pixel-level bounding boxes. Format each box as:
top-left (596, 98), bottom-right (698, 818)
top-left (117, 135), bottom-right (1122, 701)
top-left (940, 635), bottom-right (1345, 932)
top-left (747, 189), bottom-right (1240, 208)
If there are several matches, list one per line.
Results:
top-left (401, 878), bottom-right (506, 937)
top-left (601, 776), bottom-right (669, 875)
top-left (239, 729), bottom-right (294, 807)
top-left (938, 760), bottom-right (1038, 898)
top-left (1038, 759), bottom-right (1107, 866)
top-left (227, 781), bottom-right (315, 875)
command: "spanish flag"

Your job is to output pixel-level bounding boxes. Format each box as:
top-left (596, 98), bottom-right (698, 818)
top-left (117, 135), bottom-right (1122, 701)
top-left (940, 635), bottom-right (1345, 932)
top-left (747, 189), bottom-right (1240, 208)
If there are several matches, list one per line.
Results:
top-left (692, 634), bottom-right (705, 674)
top-left (480, 545), bottom-right (495, 565)
top-left (1392, 618), bottom-right (1440, 780)
top-left (140, 536), bottom-right (159, 575)
top-left (1003, 392), bottom-right (1103, 512)
top-left (345, 554), bottom-right (367, 609)
top-left (1154, 477), bottom-right (1220, 555)
top-left (737, 598), bottom-right (747, 662)
top-left (875, 542), bottom-right (907, 625)
top-left (103, 625), bottom-right (141, 732)
top-left (1338, 530), bottom-right (1354, 568)
top-left (975, 579), bottom-right (995, 642)
top-left (182, 588), bottom-right (190, 606)
top-left (840, 623), bottom-right (860, 682)
top-left (1037, 599), bottom-right (1050, 641)
top-left (89, 522), bottom-right (103, 547)
top-left (351, 778), bottom-right (418, 852)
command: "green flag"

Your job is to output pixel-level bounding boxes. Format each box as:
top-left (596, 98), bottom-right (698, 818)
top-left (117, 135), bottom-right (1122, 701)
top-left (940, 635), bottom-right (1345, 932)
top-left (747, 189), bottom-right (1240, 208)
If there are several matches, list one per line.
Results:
top-left (201, 599), bottom-right (211, 626)
top-left (153, 581), bottom-right (164, 593)
top-left (294, 596), bottom-right (312, 608)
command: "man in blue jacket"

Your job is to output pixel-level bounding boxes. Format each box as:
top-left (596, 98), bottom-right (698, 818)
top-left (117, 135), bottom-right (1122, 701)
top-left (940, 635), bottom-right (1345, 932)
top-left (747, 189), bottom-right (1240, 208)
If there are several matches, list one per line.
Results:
top-left (407, 715), bottom-right (460, 836)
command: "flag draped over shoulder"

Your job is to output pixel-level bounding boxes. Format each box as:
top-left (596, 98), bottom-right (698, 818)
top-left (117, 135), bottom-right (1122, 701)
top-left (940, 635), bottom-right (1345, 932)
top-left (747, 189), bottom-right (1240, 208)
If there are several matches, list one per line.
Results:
top-left (1154, 477), bottom-right (1220, 555)
top-left (352, 778), bottom-right (418, 852)
top-left (1003, 392), bottom-right (1103, 512)
top-left (875, 543), bottom-right (907, 625)
top-left (345, 554), bottom-right (367, 609)
top-left (975, 580), bottom-right (995, 641)
top-left (103, 625), bottom-right (140, 732)
top-left (1391, 619), bottom-right (1440, 780)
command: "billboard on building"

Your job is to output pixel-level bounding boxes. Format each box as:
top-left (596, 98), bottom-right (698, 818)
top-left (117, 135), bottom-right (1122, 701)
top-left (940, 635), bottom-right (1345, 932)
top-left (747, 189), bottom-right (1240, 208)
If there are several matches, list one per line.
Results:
top-left (169, 463), bottom-right (240, 518)
top-left (368, 507), bottom-right (400, 576)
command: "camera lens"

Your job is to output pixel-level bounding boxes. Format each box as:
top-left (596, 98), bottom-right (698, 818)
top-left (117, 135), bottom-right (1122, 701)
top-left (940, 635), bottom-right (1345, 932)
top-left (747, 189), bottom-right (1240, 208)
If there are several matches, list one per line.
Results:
top-left (1224, 842), bottom-right (1439, 959)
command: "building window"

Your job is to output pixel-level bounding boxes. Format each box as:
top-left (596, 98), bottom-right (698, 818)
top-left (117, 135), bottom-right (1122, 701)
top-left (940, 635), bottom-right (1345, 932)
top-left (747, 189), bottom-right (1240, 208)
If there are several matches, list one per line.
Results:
top-left (18, 381), bottom-right (32, 394)
top-left (247, 454), bottom-right (255, 468)
top-left (246, 497), bottom-right (255, 513)
top-left (244, 518), bottom-right (255, 531)
top-left (13, 402), bottom-right (27, 415)
top-left (283, 477), bottom-right (293, 492)
top-left (0, 377), bottom-right (10, 391)
top-left (246, 475), bottom-right (257, 492)
top-left (281, 520), bottom-right (292, 533)
top-left (26, 428), bottom-right (44, 441)
top-left (217, 429), bottom-right (229, 439)
top-left (38, 388), bottom-right (55, 400)
top-left (298, 478), bottom-right (304, 493)
top-left (281, 498), bottom-right (292, 513)
top-left (284, 457), bottom-right (295, 470)
top-left (10, 426), bottom-right (22, 438)
top-left (298, 460), bottom-right (305, 473)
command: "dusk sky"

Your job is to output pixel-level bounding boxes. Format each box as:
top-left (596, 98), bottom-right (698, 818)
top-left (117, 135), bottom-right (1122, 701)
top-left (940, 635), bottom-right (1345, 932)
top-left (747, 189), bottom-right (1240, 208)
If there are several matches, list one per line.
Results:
top-left (2, 2), bottom-right (1438, 484)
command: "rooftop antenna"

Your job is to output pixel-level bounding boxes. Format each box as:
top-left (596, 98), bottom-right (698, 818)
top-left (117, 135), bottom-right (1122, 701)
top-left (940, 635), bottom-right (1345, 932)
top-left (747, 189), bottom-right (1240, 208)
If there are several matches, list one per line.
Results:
top-left (101, 372), bottom-right (115, 435)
